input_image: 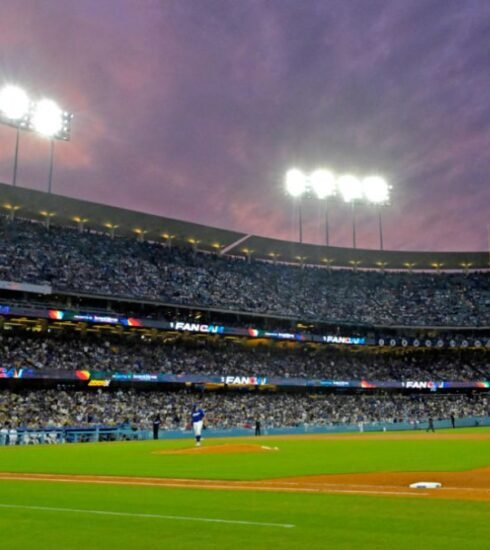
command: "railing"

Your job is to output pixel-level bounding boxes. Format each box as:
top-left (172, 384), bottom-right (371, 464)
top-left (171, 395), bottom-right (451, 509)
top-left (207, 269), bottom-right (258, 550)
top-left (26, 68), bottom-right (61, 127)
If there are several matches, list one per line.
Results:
top-left (1, 415), bottom-right (489, 446)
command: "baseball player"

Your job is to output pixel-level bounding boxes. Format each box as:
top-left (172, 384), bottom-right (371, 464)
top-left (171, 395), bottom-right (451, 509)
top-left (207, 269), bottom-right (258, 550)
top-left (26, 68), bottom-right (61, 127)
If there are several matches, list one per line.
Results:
top-left (191, 404), bottom-right (205, 446)
top-left (427, 416), bottom-right (435, 432)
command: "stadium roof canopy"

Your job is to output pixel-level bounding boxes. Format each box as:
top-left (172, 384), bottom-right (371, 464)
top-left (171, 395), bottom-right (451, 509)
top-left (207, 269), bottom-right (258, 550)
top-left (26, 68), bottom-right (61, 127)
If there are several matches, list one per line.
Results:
top-left (0, 181), bottom-right (488, 271)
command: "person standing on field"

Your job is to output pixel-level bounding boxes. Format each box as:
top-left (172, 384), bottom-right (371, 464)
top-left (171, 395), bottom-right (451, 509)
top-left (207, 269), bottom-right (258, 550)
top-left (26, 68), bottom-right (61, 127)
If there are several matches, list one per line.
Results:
top-left (192, 404), bottom-right (205, 446)
top-left (152, 414), bottom-right (161, 440)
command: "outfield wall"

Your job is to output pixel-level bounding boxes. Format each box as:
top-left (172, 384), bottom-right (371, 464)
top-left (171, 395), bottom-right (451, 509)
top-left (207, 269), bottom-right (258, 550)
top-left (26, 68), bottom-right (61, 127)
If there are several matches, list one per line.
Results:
top-left (1, 415), bottom-right (489, 445)
top-left (154, 415), bottom-right (490, 440)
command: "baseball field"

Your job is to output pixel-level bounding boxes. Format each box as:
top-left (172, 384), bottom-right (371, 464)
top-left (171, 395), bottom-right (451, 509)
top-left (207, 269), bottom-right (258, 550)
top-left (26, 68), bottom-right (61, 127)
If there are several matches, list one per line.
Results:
top-left (1, 428), bottom-right (489, 549)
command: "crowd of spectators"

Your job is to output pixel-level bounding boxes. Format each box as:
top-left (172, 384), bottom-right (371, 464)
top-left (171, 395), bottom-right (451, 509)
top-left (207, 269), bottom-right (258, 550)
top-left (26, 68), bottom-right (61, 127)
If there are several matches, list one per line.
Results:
top-left (1, 388), bottom-right (489, 430)
top-left (1, 330), bottom-right (489, 380)
top-left (1, 217), bottom-right (490, 326)
top-left (2, 219), bottom-right (490, 443)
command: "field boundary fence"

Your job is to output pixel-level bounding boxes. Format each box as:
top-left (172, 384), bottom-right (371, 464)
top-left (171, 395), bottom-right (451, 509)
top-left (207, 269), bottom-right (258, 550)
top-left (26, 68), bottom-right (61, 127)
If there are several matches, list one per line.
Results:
top-left (1, 415), bottom-right (489, 445)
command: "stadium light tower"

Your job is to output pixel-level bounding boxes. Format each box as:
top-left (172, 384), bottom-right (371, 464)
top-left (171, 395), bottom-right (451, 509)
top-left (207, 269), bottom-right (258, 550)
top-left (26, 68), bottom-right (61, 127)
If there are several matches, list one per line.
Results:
top-left (310, 169), bottom-right (336, 246)
top-left (284, 167), bottom-right (391, 251)
top-left (0, 84), bottom-right (73, 193)
top-left (285, 168), bottom-right (307, 243)
top-left (31, 98), bottom-right (70, 194)
top-left (337, 174), bottom-right (363, 249)
top-left (0, 85), bottom-right (30, 187)
top-left (362, 176), bottom-right (390, 251)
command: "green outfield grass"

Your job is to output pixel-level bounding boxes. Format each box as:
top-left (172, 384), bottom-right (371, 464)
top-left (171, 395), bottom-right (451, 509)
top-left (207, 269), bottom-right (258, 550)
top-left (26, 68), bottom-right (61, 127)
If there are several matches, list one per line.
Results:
top-left (1, 428), bottom-right (489, 549)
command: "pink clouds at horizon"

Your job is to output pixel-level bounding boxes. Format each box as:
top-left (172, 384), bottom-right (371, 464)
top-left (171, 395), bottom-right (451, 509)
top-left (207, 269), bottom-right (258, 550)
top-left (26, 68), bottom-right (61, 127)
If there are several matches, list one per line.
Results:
top-left (0, 0), bottom-right (489, 252)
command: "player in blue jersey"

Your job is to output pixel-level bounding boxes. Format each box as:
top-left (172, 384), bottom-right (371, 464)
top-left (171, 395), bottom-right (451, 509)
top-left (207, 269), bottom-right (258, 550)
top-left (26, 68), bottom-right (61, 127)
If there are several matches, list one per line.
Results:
top-left (192, 404), bottom-right (205, 446)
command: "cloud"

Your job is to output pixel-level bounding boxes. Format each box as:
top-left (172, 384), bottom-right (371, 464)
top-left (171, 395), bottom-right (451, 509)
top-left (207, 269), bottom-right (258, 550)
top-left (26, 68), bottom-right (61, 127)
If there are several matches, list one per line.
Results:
top-left (0, 0), bottom-right (489, 251)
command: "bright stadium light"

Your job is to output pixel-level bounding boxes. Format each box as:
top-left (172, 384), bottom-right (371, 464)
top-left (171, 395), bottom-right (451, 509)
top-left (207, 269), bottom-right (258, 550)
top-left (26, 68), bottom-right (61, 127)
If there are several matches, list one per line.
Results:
top-left (337, 174), bottom-right (363, 203)
top-left (31, 99), bottom-right (63, 137)
top-left (0, 85), bottom-right (29, 121)
top-left (362, 176), bottom-right (390, 204)
top-left (285, 168), bottom-right (307, 197)
top-left (310, 169), bottom-right (336, 199)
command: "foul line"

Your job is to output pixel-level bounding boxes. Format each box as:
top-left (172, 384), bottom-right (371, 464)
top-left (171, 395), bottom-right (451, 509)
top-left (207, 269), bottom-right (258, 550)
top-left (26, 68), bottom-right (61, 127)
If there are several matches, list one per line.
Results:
top-left (0, 503), bottom-right (294, 529)
top-left (0, 473), bottom-right (429, 497)
top-left (0, 474), bottom-right (426, 496)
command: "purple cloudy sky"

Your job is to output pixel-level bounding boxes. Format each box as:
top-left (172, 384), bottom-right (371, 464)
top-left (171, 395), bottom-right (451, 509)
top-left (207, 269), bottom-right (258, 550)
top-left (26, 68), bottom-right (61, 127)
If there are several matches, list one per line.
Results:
top-left (0, 0), bottom-right (489, 251)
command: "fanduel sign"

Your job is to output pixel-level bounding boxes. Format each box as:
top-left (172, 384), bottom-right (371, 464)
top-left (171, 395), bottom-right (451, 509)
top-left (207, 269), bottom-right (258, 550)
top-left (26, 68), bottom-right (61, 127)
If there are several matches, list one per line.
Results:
top-left (402, 381), bottom-right (445, 390)
top-left (323, 335), bottom-right (366, 345)
top-left (221, 376), bottom-right (268, 385)
top-left (170, 321), bottom-right (225, 334)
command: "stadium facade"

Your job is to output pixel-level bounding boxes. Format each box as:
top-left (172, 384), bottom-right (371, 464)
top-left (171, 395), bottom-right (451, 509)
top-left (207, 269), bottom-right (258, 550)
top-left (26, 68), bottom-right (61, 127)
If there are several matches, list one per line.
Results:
top-left (0, 181), bottom-right (487, 270)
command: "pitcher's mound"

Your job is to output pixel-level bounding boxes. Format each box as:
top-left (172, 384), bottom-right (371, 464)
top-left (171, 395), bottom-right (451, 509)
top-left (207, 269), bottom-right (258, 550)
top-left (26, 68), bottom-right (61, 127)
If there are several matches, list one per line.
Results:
top-left (155, 444), bottom-right (279, 455)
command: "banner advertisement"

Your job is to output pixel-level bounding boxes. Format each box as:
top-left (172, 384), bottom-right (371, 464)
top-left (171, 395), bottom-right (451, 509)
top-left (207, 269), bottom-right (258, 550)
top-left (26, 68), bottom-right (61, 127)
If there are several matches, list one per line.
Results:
top-left (0, 303), bottom-right (370, 346)
top-left (0, 367), bottom-right (488, 390)
top-left (1, 303), bottom-right (490, 349)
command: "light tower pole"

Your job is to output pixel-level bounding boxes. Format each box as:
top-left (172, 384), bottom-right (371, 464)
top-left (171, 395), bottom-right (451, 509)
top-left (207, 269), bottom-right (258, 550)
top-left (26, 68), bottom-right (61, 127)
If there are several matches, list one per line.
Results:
top-left (285, 169), bottom-right (307, 243)
top-left (0, 85), bottom-right (30, 187)
top-left (352, 202), bottom-right (357, 249)
top-left (325, 203), bottom-right (330, 246)
top-left (298, 198), bottom-right (303, 244)
top-left (48, 139), bottom-right (55, 194)
top-left (12, 127), bottom-right (20, 187)
top-left (378, 206), bottom-right (384, 251)
top-left (362, 176), bottom-right (391, 251)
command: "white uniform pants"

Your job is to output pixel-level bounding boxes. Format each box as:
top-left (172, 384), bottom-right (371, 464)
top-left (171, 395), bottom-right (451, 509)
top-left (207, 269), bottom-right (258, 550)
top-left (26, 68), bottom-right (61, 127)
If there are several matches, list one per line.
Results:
top-left (193, 420), bottom-right (203, 437)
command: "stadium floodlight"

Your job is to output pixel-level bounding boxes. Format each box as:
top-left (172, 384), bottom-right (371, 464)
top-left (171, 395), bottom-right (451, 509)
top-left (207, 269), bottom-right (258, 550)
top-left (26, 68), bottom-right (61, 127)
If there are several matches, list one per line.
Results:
top-left (362, 176), bottom-right (390, 204)
top-left (337, 174), bottom-right (363, 203)
top-left (0, 84), bottom-right (73, 192)
top-left (0, 85), bottom-right (29, 121)
top-left (283, 166), bottom-right (392, 251)
top-left (310, 169), bottom-right (336, 199)
top-left (285, 168), bottom-right (307, 197)
top-left (31, 99), bottom-right (64, 137)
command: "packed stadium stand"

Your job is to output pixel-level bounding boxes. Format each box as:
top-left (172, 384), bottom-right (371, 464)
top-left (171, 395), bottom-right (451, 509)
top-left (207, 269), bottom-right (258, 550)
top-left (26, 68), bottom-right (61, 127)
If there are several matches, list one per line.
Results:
top-left (0, 183), bottom-right (489, 443)
top-left (1, 330), bottom-right (490, 380)
top-left (1, 215), bottom-right (490, 326)
top-left (2, 389), bottom-right (489, 431)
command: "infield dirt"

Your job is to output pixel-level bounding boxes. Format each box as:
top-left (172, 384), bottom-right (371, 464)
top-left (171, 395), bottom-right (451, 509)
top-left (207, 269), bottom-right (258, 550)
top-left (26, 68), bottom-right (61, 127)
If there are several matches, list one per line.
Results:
top-left (154, 443), bottom-right (279, 455)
